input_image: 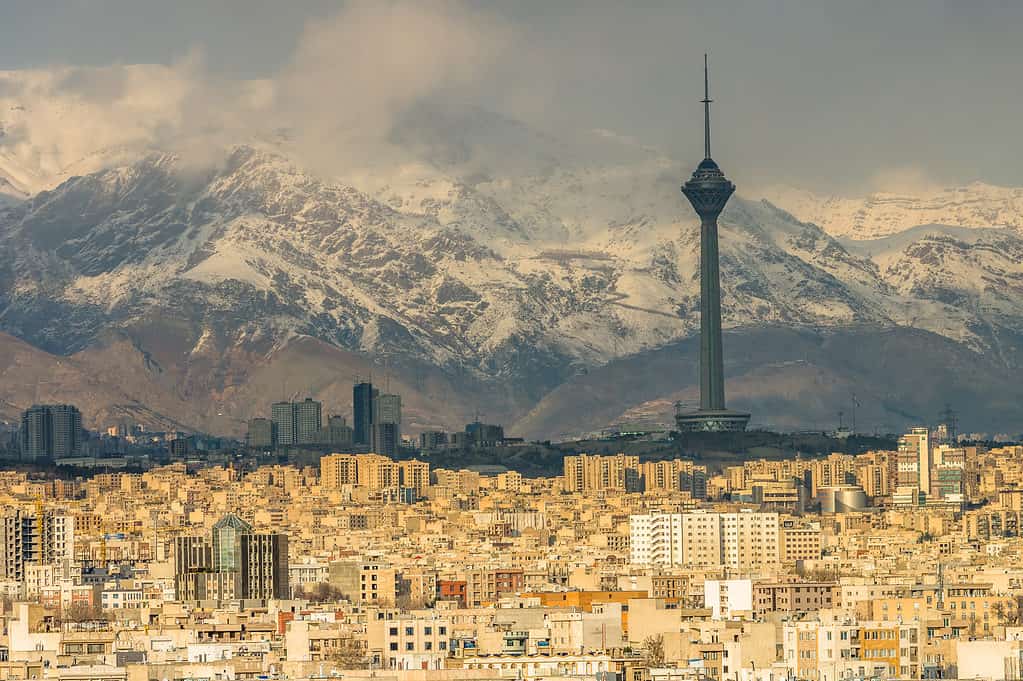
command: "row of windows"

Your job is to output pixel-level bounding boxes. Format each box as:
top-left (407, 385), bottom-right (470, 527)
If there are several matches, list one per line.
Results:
top-left (389, 626), bottom-right (448, 636)
top-left (863, 648), bottom-right (896, 658)
top-left (389, 641), bottom-right (447, 651)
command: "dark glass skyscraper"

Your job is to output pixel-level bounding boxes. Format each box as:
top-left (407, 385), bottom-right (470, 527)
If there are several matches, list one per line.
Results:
top-left (676, 56), bottom-right (750, 433)
top-left (353, 382), bottom-right (376, 446)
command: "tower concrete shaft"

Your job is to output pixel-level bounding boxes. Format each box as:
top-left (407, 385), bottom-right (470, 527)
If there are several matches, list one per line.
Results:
top-left (699, 215), bottom-right (725, 410)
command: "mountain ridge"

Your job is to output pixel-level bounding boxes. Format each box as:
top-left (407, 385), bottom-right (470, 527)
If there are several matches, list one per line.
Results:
top-left (2, 121), bottom-right (1023, 437)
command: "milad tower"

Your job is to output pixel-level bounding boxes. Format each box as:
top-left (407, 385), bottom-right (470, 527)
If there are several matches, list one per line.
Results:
top-left (675, 55), bottom-right (751, 433)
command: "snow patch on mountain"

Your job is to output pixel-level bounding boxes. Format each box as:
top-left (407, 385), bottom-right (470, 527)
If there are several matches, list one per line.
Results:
top-left (761, 183), bottom-right (1023, 240)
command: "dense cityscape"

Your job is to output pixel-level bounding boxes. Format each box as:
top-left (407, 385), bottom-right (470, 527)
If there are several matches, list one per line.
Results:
top-left (2, 3), bottom-right (1022, 681)
top-left (0, 380), bottom-right (1022, 681)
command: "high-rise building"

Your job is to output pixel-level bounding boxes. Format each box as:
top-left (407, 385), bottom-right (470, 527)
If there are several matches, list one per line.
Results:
top-left (293, 398), bottom-right (323, 445)
top-left (173, 513), bottom-right (288, 602)
top-left (399, 459), bottom-right (430, 496)
top-left (630, 511), bottom-right (779, 571)
top-left (721, 511), bottom-right (780, 572)
top-left (271, 399), bottom-right (323, 446)
top-left (357, 454), bottom-right (400, 489)
top-left (271, 402), bottom-right (296, 446)
top-left (173, 535), bottom-right (211, 601)
top-left (327, 415), bottom-right (353, 447)
top-left (372, 394), bottom-right (401, 457)
top-left (676, 56), bottom-right (750, 432)
top-left (639, 459), bottom-right (709, 498)
top-left (239, 533), bottom-right (289, 601)
top-left (466, 421), bottom-right (504, 447)
top-left (809, 454), bottom-right (857, 496)
top-left (420, 431), bottom-right (448, 451)
top-left (321, 452), bottom-right (427, 494)
top-left (246, 418), bottom-right (275, 449)
top-left (897, 427), bottom-right (931, 495)
top-left (20, 404), bottom-right (83, 459)
top-left (321, 453), bottom-right (359, 488)
top-left (563, 453), bottom-right (641, 493)
top-left (375, 393), bottom-right (402, 426)
top-left (353, 382), bottom-right (376, 446)
top-left (629, 512), bottom-right (684, 567)
top-left (0, 511), bottom-right (75, 581)
top-left (372, 422), bottom-right (400, 458)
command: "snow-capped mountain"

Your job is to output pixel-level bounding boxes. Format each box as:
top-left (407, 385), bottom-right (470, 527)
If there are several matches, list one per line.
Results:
top-left (763, 183), bottom-right (1023, 240)
top-left (2, 108), bottom-right (1023, 436)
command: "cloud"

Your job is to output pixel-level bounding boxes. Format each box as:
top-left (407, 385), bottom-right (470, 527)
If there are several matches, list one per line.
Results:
top-left (0, 61), bottom-right (199, 191)
top-left (867, 166), bottom-right (943, 196)
top-left (271, 0), bottom-right (511, 174)
top-left (0, 0), bottom-right (512, 189)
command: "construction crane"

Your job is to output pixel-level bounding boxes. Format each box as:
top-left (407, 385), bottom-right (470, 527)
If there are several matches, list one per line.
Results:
top-left (34, 495), bottom-right (45, 563)
top-left (100, 520), bottom-right (109, 567)
top-left (151, 512), bottom-right (188, 562)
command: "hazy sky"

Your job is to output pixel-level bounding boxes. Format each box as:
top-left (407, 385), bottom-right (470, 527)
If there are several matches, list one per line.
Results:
top-left (2, 1), bottom-right (1022, 194)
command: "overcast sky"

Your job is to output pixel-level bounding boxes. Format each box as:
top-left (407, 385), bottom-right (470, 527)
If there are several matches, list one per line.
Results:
top-left (2, 1), bottom-right (1022, 194)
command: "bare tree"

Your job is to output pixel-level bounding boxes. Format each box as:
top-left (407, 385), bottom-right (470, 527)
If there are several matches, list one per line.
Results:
top-left (300, 583), bottom-right (347, 603)
top-left (642, 634), bottom-right (666, 667)
top-left (329, 638), bottom-right (369, 670)
top-left (994, 596), bottom-right (1023, 626)
top-left (62, 601), bottom-right (107, 623)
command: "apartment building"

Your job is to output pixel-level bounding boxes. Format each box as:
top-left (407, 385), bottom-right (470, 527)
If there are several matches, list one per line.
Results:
top-left (563, 454), bottom-right (641, 493)
top-left (631, 511), bottom-right (779, 571)
top-left (328, 561), bottom-right (398, 605)
top-left (754, 581), bottom-right (835, 618)
top-left (367, 614), bottom-right (451, 670)
top-left (0, 511), bottom-right (75, 581)
top-left (780, 519), bottom-right (823, 563)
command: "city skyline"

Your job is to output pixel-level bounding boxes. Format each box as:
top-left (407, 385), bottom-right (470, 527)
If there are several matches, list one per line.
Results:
top-left (2, 6), bottom-right (1023, 681)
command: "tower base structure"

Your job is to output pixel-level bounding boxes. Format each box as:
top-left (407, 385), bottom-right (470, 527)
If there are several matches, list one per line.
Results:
top-left (675, 407), bottom-right (750, 433)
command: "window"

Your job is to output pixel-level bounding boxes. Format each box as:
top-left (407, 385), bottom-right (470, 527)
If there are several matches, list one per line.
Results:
top-left (390, 643), bottom-right (398, 651)
top-left (406, 643), bottom-right (415, 651)
top-left (390, 627), bottom-right (398, 636)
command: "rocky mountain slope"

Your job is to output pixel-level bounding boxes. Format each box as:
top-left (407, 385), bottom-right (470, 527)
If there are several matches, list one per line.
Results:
top-left (2, 111), bottom-right (1023, 438)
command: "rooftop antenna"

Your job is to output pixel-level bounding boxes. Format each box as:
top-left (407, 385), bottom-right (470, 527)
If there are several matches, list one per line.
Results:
top-left (702, 53), bottom-right (712, 159)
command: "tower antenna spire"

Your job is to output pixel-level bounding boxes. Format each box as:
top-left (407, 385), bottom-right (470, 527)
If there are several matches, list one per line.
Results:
top-left (702, 53), bottom-right (712, 159)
